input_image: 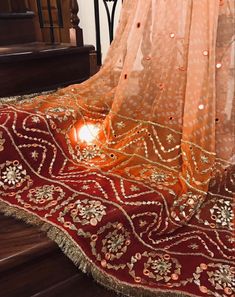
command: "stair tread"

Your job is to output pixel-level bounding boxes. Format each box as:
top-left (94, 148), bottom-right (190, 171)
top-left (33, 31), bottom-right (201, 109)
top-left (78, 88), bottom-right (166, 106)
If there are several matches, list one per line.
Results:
top-left (32, 274), bottom-right (123, 297)
top-left (0, 42), bottom-right (95, 62)
top-left (0, 214), bottom-right (123, 297)
top-left (0, 215), bottom-right (57, 272)
top-left (0, 42), bottom-right (71, 55)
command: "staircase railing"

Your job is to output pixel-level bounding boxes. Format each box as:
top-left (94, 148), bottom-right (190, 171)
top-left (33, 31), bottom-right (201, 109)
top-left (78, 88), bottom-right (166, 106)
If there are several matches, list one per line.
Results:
top-left (94, 0), bottom-right (122, 65)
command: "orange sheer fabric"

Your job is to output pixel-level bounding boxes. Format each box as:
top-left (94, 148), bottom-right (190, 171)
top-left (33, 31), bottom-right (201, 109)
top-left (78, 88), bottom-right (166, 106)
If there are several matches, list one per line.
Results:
top-left (12, 0), bottom-right (234, 233)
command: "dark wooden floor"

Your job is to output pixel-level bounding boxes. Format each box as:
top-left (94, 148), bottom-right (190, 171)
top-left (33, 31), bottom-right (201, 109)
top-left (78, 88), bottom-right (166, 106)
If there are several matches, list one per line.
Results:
top-left (0, 214), bottom-right (123, 297)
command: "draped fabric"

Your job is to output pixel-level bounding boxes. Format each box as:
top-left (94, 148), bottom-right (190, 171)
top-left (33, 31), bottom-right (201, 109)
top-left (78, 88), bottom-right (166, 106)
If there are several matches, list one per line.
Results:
top-left (0, 1), bottom-right (234, 296)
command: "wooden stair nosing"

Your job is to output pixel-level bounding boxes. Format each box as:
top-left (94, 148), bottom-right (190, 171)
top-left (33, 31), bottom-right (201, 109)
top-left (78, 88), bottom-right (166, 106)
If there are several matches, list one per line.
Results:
top-left (0, 44), bottom-right (95, 63)
top-left (0, 12), bottom-right (35, 19)
top-left (0, 240), bottom-right (57, 274)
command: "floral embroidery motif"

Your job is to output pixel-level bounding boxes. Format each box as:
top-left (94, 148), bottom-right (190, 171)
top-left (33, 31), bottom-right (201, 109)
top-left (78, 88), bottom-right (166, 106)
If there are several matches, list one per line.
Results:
top-left (116, 121), bottom-right (125, 129)
top-left (28, 185), bottom-right (55, 204)
top-left (188, 243), bottom-right (199, 250)
top-left (101, 223), bottom-right (130, 260)
top-left (81, 145), bottom-right (101, 161)
top-left (210, 200), bottom-right (234, 230)
top-left (31, 150), bottom-right (39, 161)
top-left (208, 265), bottom-right (235, 290)
top-left (130, 185), bottom-right (140, 192)
top-left (150, 170), bottom-right (168, 182)
top-left (201, 154), bottom-right (209, 164)
top-left (31, 116), bottom-right (41, 123)
top-left (144, 254), bottom-right (181, 282)
top-left (0, 132), bottom-right (5, 152)
top-left (151, 258), bottom-right (172, 276)
top-left (25, 185), bottom-right (65, 209)
top-left (193, 263), bottom-right (235, 295)
top-left (0, 161), bottom-right (27, 188)
top-left (166, 134), bottom-right (176, 143)
top-left (81, 184), bottom-right (90, 190)
top-left (46, 106), bottom-right (75, 122)
top-left (76, 199), bottom-right (106, 226)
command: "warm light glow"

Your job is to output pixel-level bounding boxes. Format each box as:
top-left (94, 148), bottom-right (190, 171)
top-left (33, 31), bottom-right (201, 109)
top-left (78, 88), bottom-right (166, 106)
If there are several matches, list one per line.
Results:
top-left (78, 124), bottom-right (100, 143)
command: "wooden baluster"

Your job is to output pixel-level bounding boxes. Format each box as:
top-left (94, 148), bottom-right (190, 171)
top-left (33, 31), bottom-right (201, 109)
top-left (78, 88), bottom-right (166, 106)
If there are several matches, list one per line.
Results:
top-left (70, 0), bottom-right (84, 46)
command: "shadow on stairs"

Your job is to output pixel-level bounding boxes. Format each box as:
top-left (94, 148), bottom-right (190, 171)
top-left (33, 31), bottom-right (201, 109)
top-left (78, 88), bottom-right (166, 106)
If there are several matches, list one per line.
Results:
top-left (0, 215), bottom-right (123, 297)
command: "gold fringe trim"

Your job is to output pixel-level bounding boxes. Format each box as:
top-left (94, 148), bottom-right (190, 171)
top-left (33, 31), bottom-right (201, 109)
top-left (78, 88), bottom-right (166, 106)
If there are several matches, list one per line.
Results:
top-left (0, 200), bottom-right (198, 297)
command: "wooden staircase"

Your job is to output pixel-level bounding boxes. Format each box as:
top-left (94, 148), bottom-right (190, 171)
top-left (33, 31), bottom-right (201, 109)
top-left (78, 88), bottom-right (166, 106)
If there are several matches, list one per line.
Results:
top-left (0, 214), bottom-right (122, 297)
top-left (0, 0), bottom-right (98, 98)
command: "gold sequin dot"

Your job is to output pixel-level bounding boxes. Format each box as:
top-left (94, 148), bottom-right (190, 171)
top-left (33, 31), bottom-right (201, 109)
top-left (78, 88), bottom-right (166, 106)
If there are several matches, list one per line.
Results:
top-left (203, 50), bottom-right (209, 56)
top-left (134, 277), bottom-right (141, 283)
top-left (145, 56), bottom-right (151, 60)
top-left (164, 254), bottom-right (171, 261)
top-left (224, 287), bottom-right (232, 295)
top-left (170, 33), bottom-right (175, 38)
top-left (91, 234), bottom-right (98, 242)
top-left (90, 218), bottom-right (98, 226)
top-left (105, 253), bottom-right (111, 260)
top-left (101, 259), bottom-right (107, 267)
top-left (64, 222), bottom-right (72, 228)
top-left (200, 286), bottom-right (208, 293)
top-left (171, 273), bottom-right (179, 280)
top-left (135, 253), bottom-right (142, 260)
top-left (125, 239), bottom-right (131, 246)
top-left (210, 223), bottom-right (216, 229)
top-left (200, 263), bottom-right (208, 270)
top-left (158, 83), bottom-right (165, 90)
top-left (143, 269), bottom-right (150, 276)
top-left (216, 63), bottom-right (222, 69)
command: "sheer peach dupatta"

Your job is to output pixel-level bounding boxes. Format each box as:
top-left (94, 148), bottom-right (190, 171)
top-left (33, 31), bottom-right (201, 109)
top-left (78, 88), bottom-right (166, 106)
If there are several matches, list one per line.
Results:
top-left (61, 0), bottom-right (234, 233)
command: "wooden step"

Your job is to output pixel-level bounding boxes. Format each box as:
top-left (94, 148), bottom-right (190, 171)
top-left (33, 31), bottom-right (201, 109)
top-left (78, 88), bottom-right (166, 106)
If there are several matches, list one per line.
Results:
top-left (0, 215), bottom-right (57, 273)
top-left (0, 214), bottom-right (121, 297)
top-left (0, 11), bottom-right (36, 45)
top-left (0, 42), bottom-right (95, 97)
top-left (31, 274), bottom-right (124, 297)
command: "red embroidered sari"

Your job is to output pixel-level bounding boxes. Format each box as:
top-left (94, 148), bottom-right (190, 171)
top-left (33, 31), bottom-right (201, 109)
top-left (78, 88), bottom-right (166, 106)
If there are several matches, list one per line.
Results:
top-left (0, 1), bottom-right (234, 296)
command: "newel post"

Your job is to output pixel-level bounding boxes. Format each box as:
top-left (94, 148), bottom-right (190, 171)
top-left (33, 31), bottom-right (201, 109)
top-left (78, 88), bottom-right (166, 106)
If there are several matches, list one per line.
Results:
top-left (70, 0), bottom-right (84, 46)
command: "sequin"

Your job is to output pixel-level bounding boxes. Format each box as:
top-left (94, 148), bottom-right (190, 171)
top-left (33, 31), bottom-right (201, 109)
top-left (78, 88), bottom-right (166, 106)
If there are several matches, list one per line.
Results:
top-left (224, 287), bottom-right (232, 295)
top-left (200, 263), bottom-right (208, 270)
top-left (171, 273), bottom-right (179, 280)
top-left (198, 104), bottom-right (204, 110)
top-left (170, 33), bottom-right (175, 38)
top-left (199, 286), bottom-right (208, 293)
top-left (203, 50), bottom-right (209, 56)
top-left (101, 259), bottom-right (107, 267)
top-left (216, 63), bottom-right (222, 69)
top-left (134, 277), bottom-right (141, 283)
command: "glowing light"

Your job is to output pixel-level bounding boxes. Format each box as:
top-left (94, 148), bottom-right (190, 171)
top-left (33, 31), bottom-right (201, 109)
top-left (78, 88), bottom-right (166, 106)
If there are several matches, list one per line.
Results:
top-left (78, 124), bottom-right (100, 143)
top-left (198, 104), bottom-right (204, 110)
